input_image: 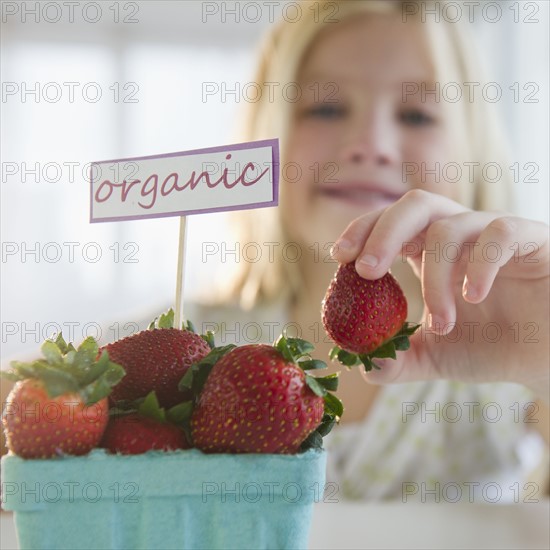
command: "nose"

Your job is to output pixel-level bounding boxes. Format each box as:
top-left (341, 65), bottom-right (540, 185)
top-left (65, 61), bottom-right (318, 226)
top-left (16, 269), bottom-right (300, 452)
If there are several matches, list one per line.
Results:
top-left (339, 107), bottom-right (397, 166)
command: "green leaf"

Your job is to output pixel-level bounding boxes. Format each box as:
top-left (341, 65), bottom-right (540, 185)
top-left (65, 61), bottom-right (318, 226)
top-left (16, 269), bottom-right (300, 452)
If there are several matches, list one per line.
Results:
top-left (109, 399), bottom-right (140, 415)
top-left (80, 356), bottom-right (126, 404)
top-left (178, 345), bottom-right (236, 397)
top-left (323, 392), bottom-right (344, 418)
top-left (54, 333), bottom-right (70, 354)
top-left (371, 340), bottom-right (396, 360)
top-left (329, 346), bottom-right (341, 361)
top-left (185, 319), bottom-right (195, 333)
top-left (316, 414), bottom-right (337, 437)
top-left (274, 334), bottom-right (294, 363)
top-left (138, 391), bottom-right (166, 423)
top-left (298, 359), bottom-right (327, 371)
top-left (201, 331), bottom-right (216, 350)
top-left (81, 376), bottom-right (114, 404)
top-left (76, 358), bottom-right (108, 387)
top-left (41, 341), bottom-right (63, 365)
top-left (299, 430), bottom-right (324, 452)
top-left (305, 375), bottom-right (327, 397)
top-left (0, 369), bottom-right (24, 382)
top-left (8, 336), bottom-right (126, 404)
top-left (314, 372), bottom-right (340, 392)
top-left (179, 368), bottom-right (194, 391)
top-left (285, 337), bottom-right (314, 358)
top-left (64, 350), bottom-right (76, 366)
top-left (337, 349), bottom-right (361, 367)
top-left (274, 334), bottom-right (318, 363)
top-left (148, 308), bottom-right (181, 330)
top-left (200, 344), bottom-right (236, 367)
top-left (358, 355), bottom-right (382, 372)
top-left (399, 322), bottom-right (421, 336)
top-left (37, 366), bottom-right (80, 398)
top-left (189, 363), bottom-right (216, 397)
top-left (100, 366), bottom-right (126, 398)
top-left (7, 361), bottom-right (43, 380)
top-left (74, 337), bottom-right (99, 369)
top-left (158, 309), bottom-right (175, 329)
top-left (167, 401), bottom-right (193, 425)
top-left (392, 335), bottom-right (410, 351)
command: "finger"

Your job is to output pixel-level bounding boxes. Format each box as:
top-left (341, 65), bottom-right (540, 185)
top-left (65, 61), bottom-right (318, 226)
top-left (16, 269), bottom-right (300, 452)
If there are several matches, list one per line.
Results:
top-left (358, 322), bottom-right (479, 386)
top-left (421, 218), bottom-right (461, 328)
top-left (354, 190), bottom-right (467, 279)
top-left (463, 217), bottom-right (550, 303)
top-left (421, 211), bottom-right (498, 332)
top-left (360, 329), bottom-right (439, 385)
top-left (330, 209), bottom-right (384, 263)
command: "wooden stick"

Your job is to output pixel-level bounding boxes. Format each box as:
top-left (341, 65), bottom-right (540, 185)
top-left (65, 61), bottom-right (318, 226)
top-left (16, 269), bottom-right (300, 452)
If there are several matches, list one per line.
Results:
top-left (174, 216), bottom-right (188, 329)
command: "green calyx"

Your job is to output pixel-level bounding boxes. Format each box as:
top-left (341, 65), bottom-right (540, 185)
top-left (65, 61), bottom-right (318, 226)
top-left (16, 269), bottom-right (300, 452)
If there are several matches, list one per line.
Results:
top-left (1, 333), bottom-right (125, 405)
top-left (148, 308), bottom-right (178, 330)
top-left (148, 308), bottom-right (216, 349)
top-left (330, 322), bottom-right (421, 373)
top-left (274, 334), bottom-right (343, 452)
top-left (110, 391), bottom-right (192, 427)
top-left (178, 344), bottom-right (236, 399)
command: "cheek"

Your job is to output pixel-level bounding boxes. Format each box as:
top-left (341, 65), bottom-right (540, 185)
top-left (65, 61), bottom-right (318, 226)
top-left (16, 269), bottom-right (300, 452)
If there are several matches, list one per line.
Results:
top-left (403, 132), bottom-right (460, 201)
top-left (280, 123), bottom-right (340, 244)
top-left (281, 124), bottom-right (331, 211)
top-left (281, 129), bottom-right (313, 209)
top-left (286, 124), bottom-right (331, 174)
top-left (279, 127), bottom-right (313, 241)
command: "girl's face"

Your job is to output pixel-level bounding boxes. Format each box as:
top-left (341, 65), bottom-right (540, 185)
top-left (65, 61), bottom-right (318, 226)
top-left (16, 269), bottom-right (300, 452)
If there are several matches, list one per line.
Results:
top-left (283, 14), bottom-right (458, 247)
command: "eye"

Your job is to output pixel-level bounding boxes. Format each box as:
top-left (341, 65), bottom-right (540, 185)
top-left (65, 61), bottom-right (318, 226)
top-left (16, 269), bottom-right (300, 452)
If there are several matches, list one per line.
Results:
top-left (399, 109), bottom-right (435, 127)
top-left (303, 104), bottom-right (346, 119)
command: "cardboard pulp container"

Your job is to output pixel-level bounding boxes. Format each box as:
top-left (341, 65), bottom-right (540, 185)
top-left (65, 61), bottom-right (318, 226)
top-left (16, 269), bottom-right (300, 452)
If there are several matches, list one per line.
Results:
top-left (1, 448), bottom-right (326, 550)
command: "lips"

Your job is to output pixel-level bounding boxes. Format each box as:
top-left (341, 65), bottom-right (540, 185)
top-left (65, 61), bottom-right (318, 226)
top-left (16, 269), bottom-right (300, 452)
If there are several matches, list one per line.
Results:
top-left (318, 183), bottom-right (404, 207)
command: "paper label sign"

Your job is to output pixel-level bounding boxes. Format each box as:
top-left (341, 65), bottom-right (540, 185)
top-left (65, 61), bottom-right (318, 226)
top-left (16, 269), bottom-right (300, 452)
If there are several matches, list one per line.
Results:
top-left (89, 138), bottom-right (279, 223)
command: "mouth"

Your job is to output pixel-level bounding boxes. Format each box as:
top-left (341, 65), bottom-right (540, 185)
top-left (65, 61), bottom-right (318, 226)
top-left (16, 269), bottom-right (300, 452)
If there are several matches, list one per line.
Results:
top-left (318, 184), bottom-right (404, 207)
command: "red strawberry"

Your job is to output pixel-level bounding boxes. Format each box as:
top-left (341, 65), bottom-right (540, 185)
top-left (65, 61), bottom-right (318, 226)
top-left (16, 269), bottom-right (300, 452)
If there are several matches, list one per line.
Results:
top-left (1, 334), bottom-right (124, 459)
top-left (101, 414), bottom-right (189, 454)
top-left (322, 262), bottom-right (419, 371)
top-left (101, 391), bottom-right (190, 454)
top-left (104, 324), bottom-right (211, 408)
top-left (186, 337), bottom-right (342, 454)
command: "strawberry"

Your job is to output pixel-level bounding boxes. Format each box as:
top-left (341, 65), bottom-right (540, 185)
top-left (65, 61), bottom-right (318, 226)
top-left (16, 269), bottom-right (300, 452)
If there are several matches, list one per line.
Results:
top-left (322, 262), bottom-right (419, 372)
top-left (182, 336), bottom-right (343, 454)
top-left (101, 392), bottom-right (190, 454)
top-left (1, 334), bottom-right (125, 459)
top-left (103, 310), bottom-right (211, 408)
top-left (101, 414), bottom-right (188, 454)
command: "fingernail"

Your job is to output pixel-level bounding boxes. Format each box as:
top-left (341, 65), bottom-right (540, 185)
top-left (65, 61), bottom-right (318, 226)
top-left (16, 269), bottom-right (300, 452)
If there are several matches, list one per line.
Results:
top-left (331, 239), bottom-right (351, 257)
top-left (358, 254), bottom-right (378, 268)
top-left (427, 313), bottom-right (445, 331)
top-left (462, 276), bottom-right (477, 301)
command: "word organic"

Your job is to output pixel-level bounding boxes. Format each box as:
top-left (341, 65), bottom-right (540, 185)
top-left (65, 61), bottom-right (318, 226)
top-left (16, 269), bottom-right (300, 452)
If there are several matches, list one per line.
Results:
top-left (90, 140), bottom-right (279, 223)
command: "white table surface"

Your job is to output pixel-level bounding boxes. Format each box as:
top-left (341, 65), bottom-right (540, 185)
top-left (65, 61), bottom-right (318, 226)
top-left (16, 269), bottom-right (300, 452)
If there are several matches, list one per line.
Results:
top-left (309, 500), bottom-right (550, 549)
top-left (2, 500), bottom-right (549, 549)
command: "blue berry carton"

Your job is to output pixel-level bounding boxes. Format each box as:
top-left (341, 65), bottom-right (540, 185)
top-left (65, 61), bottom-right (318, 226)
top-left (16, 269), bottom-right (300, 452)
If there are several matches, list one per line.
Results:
top-left (1, 448), bottom-right (326, 550)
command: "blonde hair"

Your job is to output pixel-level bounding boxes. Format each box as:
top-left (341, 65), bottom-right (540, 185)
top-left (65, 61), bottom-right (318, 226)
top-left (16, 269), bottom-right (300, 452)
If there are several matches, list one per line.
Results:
top-left (223, 0), bottom-right (513, 309)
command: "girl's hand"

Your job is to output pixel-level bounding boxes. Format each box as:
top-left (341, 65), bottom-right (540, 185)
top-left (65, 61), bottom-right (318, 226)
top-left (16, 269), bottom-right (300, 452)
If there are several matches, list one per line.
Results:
top-left (331, 190), bottom-right (550, 402)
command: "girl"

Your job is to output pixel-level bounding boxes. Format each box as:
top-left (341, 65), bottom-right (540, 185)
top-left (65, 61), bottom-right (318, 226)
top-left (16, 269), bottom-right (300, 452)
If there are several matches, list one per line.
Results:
top-left (198, 0), bottom-right (549, 500)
